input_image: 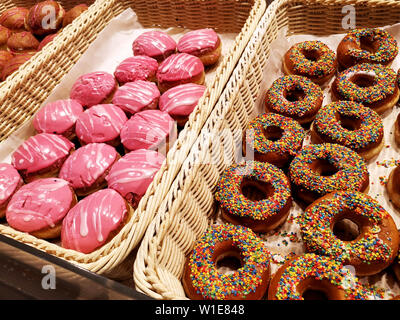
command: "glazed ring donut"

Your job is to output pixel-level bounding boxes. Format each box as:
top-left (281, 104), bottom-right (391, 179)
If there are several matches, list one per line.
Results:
top-left (331, 63), bottom-right (399, 115)
top-left (268, 253), bottom-right (372, 300)
top-left (283, 40), bottom-right (337, 85)
top-left (215, 160), bottom-right (292, 233)
top-left (182, 223), bottom-right (271, 300)
top-left (288, 143), bottom-right (369, 206)
top-left (299, 191), bottom-right (399, 276)
top-left (243, 113), bottom-right (306, 168)
top-left (386, 165), bottom-right (400, 210)
top-left (310, 101), bottom-right (384, 161)
top-left (265, 75), bottom-right (323, 125)
top-left (337, 28), bottom-right (398, 69)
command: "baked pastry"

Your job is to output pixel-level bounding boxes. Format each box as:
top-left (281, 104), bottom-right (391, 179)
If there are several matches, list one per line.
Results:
top-left (75, 104), bottom-right (128, 146)
top-left (299, 190), bottom-right (399, 276)
top-left (120, 109), bottom-right (176, 153)
top-left (182, 223), bottom-right (271, 300)
top-left (25, 1), bottom-right (65, 36)
top-left (132, 30), bottom-right (176, 62)
top-left (38, 33), bottom-right (58, 50)
top-left (70, 71), bottom-right (118, 108)
top-left (311, 101), bottom-right (384, 161)
top-left (394, 114), bottom-right (400, 148)
top-left (61, 188), bottom-right (131, 254)
top-left (106, 149), bottom-right (165, 208)
top-left (283, 40), bottom-right (337, 85)
top-left (157, 53), bottom-right (205, 93)
top-left (0, 25), bottom-right (11, 50)
top-left (0, 50), bottom-right (13, 76)
top-left (159, 83), bottom-right (206, 126)
top-left (112, 80), bottom-right (160, 115)
top-left (7, 31), bottom-right (40, 55)
top-left (62, 4), bottom-right (88, 27)
top-left (11, 133), bottom-right (75, 183)
top-left (0, 163), bottom-right (23, 218)
top-left (114, 55), bottom-right (158, 85)
top-left (177, 28), bottom-right (222, 66)
top-left (6, 178), bottom-right (77, 239)
top-left (0, 7), bottom-right (29, 33)
top-left (337, 28), bottom-right (398, 69)
top-left (59, 143), bottom-right (119, 197)
top-left (33, 99), bottom-right (84, 140)
top-left (1, 52), bottom-right (34, 81)
top-left (386, 164), bottom-right (400, 210)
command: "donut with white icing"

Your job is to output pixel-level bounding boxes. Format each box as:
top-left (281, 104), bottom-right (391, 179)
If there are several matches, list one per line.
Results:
top-left (0, 163), bottom-right (23, 218)
top-left (114, 55), bottom-right (158, 85)
top-left (132, 30), bottom-right (176, 62)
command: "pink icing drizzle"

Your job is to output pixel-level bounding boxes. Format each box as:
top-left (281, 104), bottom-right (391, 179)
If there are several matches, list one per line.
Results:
top-left (112, 80), bottom-right (160, 114)
top-left (33, 99), bottom-right (84, 136)
top-left (133, 30), bottom-right (176, 60)
top-left (75, 104), bottom-right (128, 144)
top-left (157, 53), bottom-right (204, 83)
top-left (177, 28), bottom-right (219, 55)
top-left (70, 71), bottom-right (117, 107)
top-left (59, 143), bottom-right (118, 189)
top-left (114, 55), bottom-right (158, 85)
top-left (61, 188), bottom-right (127, 254)
top-left (120, 110), bottom-right (175, 151)
top-left (0, 163), bottom-right (22, 206)
top-left (159, 83), bottom-right (206, 116)
top-left (11, 133), bottom-right (74, 174)
top-left (6, 178), bottom-right (73, 233)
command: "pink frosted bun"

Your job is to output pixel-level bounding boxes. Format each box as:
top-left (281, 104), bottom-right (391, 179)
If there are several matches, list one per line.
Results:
top-left (70, 71), bottom-right (117, 108)
top-left (0, 163), bottom-right (23, 212)
top-left (33, 99), bottom-right (84, 138)
top-left (133, 30), bottom-right (176, 62)
top-left (120, 110), bottom-right (176, 152)
top-left (106, 149), bottom-right (165, 208)
top-left (38, 33), bottom-right (58, 50)
top-left (112, 80), bottom-right (160, 115)
top-left (177, 28), bottom-right (220, 55)
top-left (6, 178), bottom-right (74, 234)
top-left (61, 188), bottom-right (128, 254)
top-left (75, 104), bottom-right (128, 145)
top-left (114, 55), bottom-right (158, 85)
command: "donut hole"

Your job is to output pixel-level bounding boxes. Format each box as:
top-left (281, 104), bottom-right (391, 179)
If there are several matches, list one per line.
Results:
top-left (310, 159), bottom-right (339, 177)
top-left (332, 213), bottom-right (366, 242)
top-left (302, 288), bottom-right (329, 300)
top-left (213, 243), bottom-right (244, 275)
top-left (349, 73), bottom-right (376, 88)
top-left (359, 35), bottom-right (379, 54)
top-left (263, 125), bottom-right (284, 142)
top-left (284, 87), bottom-right (306, 102)
top-left (299, 280), bottom-right (340, 300)
top-left (337, 113), bottom-right (362, 131)
top-left (302, 49), bottom-right (320, 62)
top-left (241, 177), bottom-right (275, 201)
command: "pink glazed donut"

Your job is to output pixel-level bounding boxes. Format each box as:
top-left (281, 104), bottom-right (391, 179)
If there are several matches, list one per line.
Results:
top-left (6, 178), bottom-right (77, 239)
top-left (11, 133), bottom-right (75, 183)
top-left (120, 109), bottom-right (176, 153)
top-left (177, 28), bottom-right (222, 66)
top-left (70, 71), bottom-right (118, 108)
top-left (133, 30), bottom-right (177, 62)
top-left (75, 104), bottom-right (128, 146)
top-left (106, 149), bottom-right (165, 209)
top-left (159, 83), bottom-right (206, 126)
top-left (112, 80), bottom-right (160, 115)
top-left (61, 188), bottom-right (130, 254)
top-left (33, 99), bottom-right (84, 140)
top-left (59, 143), bottom-right (120, 197)
top-left (114, 55), bottom-right (158, 85)
top-left (0, 163), bottom-right (23, 218)
top-left (157, 53), bottom-right (205, 93)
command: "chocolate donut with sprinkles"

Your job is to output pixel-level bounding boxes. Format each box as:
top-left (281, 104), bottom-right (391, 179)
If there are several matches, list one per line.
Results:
top-left (283, 40), bottom-right (337, 85)
top-left (337, 28), bottom-right (398, 69)
top-left (310, 101), bottom-right (384, 161)
top-left (299, 191), bottom-right (399, 276)
top-left (182, 223), bottom-right (271, 300)
top-left (331, 63), bottom-right (399, 115)
top-left (268, 253), bottom-right (374, 300)
top-left (215, 161), bottom-right (292, 233)
top-left (265, 75), bottom-right (323, 125)
top-left (288, 143), bottom-right (369, 206)
top-left (243, 113), bottom-right (305, 168)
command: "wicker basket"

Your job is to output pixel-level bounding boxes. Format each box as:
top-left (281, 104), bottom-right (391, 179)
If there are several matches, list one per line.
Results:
top-left (133, 0), bottom-right (400, 299)
top-left (0, 0), bottom-right (266, 279)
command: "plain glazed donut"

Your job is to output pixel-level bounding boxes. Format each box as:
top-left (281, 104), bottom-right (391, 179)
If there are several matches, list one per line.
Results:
top-left (288, 143), bottom-right (369, 206)
top-left (337, 28), bottom-right (398, 69)
top-left (265, 75), bottom-right (323, 125)
top-left (182, 223), bottom-right (271, 300)
top-left (310, 101), bottom-right (384, 161)
top-left (283, 40), bottom-right (337, 85)
top-left (386, 164), bottom-right (400, 210)
top-left (215, 161), bottom-right (292, 233)
top-left (331, 63), bottom-right (399, 115)
top-left (299, 191), bottom-right (399, 276)
top-left (268, 253), bottom-right (372, 300)
top-left (243, 113), bottom-right (305, 168)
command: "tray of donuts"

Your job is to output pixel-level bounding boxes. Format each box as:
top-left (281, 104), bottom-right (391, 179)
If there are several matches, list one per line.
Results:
top-left (133, 0), bottom-right (400, 300)
top-left (0, 0), bottom-right (267, 280)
